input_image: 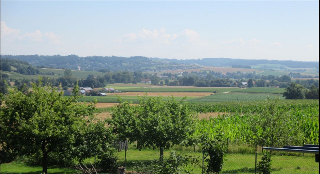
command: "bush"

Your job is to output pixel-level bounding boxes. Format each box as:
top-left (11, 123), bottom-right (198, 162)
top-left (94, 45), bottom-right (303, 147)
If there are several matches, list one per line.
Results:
top-left (96, 150), bottom-right (118, 173)
top-left (257, 152), bottom-right (272, 174)
top-left (134, 151), bottom-right (199, 174)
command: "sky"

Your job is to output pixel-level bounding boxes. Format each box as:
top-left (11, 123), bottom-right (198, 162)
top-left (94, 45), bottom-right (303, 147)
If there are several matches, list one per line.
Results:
top-left (1, 0), bottom-right (319, 61)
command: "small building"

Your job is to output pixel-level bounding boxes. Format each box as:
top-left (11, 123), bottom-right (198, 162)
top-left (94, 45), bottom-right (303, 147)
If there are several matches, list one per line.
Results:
top-left (240, 82), bottom-right (248, 88)
top-left (140, 79), bottom-right (151, 84)
top-left (81, 87), bottom-right (93, 91)
top-left (99, 93), bottom-right (107, 96)
top-left (105, 88), bottom-right (115, 92)
top-left (79, 90), bottom-right (86, 95)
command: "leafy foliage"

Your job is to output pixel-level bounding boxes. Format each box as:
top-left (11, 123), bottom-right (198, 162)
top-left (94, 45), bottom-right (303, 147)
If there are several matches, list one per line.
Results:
top-left (133, 151), bottom-right (199, 174)
top-left (283, 83), bottom-right (306, 99)
top-left (0, 78), bottom-right (113, 173)
top-left (108, 96), bottom-right (196, 158)
top-left (202, 128), bottom-right (227, 174)
top-left (257, 152), bottom-right (272, 174)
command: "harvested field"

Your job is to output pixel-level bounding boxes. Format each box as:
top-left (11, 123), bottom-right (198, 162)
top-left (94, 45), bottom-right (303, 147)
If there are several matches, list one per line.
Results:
top-left (94, 103), bottom-right (138, 108)
top-left (95, 111), bottom-right (230, 120)
top-left (107, 92), bottom-right (213, 97)
top-left (96, 112), bottom-right (112, 119)
top-left (198, 112), bottom-right (229, 119)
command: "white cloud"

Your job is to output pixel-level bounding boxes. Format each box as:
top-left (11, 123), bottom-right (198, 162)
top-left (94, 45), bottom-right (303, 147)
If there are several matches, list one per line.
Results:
top-left (271, 42), bottom-right (283, 47)
top-left (1, 21), bottom-right (61, 44)
top-left (1, 21), bottom-right (22, 41)
top-left (305, 44), bottom-right (313, 48)
top-left (23, 30), bottom-right (43, 42)
top-left (220, 38), bottom-right (245, 45)
top-left (115, 28), bottom-right (202, 44)
top-left (182, 29), bottom-right (201, 42)
top-left (44, 32), bottom-right (61, 44)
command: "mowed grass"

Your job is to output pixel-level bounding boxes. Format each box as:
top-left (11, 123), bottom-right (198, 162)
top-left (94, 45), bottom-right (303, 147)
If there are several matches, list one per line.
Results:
top-left (0, 162), bottom-right (75, 173)
top-left (113, 148), bottom-right (319, 174)
top-left (2, 151), bottom-right (317, 174)
top-left (188, 93), bottom-right (284, 103)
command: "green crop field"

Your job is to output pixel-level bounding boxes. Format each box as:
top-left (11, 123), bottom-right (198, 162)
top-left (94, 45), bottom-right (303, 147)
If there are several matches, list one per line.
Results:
top-left (106, 85), bottom-right (239, 93)
top-left (188, 92), bottom-right (284, 103)
top-left (76, 95), bottom-right (197, 104)
top-left (232, 87), bottom-right (285, 94)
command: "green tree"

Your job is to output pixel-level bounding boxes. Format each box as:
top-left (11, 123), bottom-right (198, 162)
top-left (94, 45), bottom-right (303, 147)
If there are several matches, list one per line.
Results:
top-left (0, 78), bottom-right (111, 173)
top-left (283, 82), bottom-right (306, 99)
top-left (247, 79), bottom-right (254, 88)
top-left (108, 96), bottom-right (196, 159)
top-left (305, 85), bottom-right (319, 99)
top-left (64, 69), bottom-right (72, 77)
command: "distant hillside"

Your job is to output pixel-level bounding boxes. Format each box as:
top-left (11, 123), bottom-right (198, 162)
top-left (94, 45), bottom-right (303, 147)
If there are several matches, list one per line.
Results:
top-left (152, 58), bottom-right (319, 69)
top-left (0, 58), bottom-right (53, 75)
top-left (1, 55), bottom-right (201, 72)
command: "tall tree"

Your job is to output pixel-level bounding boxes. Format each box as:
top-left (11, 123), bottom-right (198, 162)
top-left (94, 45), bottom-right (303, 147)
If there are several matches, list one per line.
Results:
top-left (0, 78), bottom-right (111, 173)
top-left (247, 79), bottom-right (254, 88)
top-left (64, 69), bottom-right (72, 77)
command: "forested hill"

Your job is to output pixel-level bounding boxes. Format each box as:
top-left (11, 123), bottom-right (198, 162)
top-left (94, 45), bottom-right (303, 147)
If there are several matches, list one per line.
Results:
top-left (152, 58), bottom-right (319, 69)
top-left (0, 58), bottom-right (45, 75)
top-left (1, 55), bottom-right (201, 72)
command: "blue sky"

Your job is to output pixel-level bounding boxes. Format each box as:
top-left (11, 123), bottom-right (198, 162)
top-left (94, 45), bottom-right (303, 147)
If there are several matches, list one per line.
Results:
top-left (1, 0), bottom-right (319, 61)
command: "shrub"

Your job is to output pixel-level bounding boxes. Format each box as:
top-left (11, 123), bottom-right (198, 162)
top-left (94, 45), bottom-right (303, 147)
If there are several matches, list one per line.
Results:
top-left (96, 150), bottom-right (118, 173)
top-left (257, 152), bottom-right (272, 174)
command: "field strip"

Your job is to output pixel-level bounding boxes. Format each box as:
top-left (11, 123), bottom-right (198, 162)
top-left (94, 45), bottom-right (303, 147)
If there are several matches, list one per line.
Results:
top-left (96, 111), bottom-right (231, 120)
top-left (106, 92), bottom-right (213, 97)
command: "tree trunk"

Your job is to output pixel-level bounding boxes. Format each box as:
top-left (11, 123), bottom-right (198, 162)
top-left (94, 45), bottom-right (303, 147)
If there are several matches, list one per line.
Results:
top-left (42, 141), bottom-right (48, 174)
top-left (160, 147), bottom-right (164, 161)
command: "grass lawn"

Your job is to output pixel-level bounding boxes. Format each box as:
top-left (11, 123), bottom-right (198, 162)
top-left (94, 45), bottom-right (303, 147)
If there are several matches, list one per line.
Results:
top-left (0, 162), bottom-right (75, 173)
top-left (2, 148), bottom-right (318, 174)
top-left (112, 148), bottom-right (319, 174)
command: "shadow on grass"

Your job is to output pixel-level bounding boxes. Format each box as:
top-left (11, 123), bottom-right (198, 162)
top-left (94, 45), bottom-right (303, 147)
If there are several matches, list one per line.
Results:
top-left (119, 159), bottom-right (154, 169)
top-left (0, 167), bottom-right (75, 174)
top-left (222, 167), bottom-right (282, 173)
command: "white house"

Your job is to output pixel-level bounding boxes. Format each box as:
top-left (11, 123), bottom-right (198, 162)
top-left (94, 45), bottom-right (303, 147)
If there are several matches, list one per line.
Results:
top-left (140, 79), bottom-right (151, 84)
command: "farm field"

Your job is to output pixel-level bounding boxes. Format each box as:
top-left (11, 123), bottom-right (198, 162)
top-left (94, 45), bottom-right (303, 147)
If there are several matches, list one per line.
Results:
top-left (188, 93), bottom-right (284, 103)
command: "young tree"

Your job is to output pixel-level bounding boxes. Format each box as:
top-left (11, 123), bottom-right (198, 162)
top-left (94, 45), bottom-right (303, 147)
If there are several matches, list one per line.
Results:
top-left (0, 78), bottom-right (111, 173)
top-left (108, 96), bottom-right (196, 159)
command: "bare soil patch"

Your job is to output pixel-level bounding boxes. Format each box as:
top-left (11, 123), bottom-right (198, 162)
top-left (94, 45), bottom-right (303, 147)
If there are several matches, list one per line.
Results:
top-left (198, 112), bottom-right (230, 119)
top-left (96, 112), bottom-right (112, 120)
top-left (107, 92), bottom-right (213, 97)
top-left (94, 103), bottom-right (138, 108)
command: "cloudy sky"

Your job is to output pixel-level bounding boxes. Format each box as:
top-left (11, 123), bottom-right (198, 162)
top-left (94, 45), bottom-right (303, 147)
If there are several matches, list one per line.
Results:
top-left (1, 0), bottom-right (319, 61)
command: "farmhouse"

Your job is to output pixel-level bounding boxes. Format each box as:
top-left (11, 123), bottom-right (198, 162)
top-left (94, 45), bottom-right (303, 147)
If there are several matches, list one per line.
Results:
top-left (105, 88), bottom-right (115, 92)
top-left (80, 87), bottom-right (93, 91)
top-left (99, 93), bottom-right (107, 96)
top-left (140, 79), bottom-right (151, 84)
top-left (240, 82), bottom-right (248, 88)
